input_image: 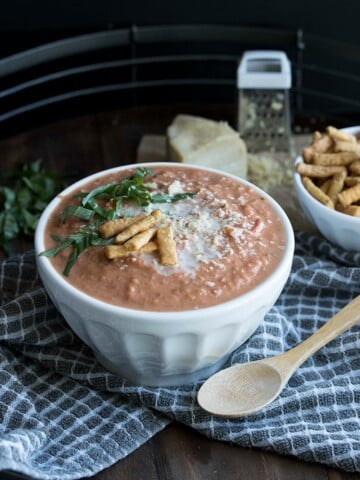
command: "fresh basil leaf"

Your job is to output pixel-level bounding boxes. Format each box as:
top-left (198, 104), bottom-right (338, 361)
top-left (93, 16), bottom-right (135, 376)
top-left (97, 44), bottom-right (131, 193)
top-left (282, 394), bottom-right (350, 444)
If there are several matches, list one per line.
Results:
top-left (0, 186), bottom-right (16, 210)
top-left (85, 198), bottom-right (114, 220)
top-left (1, 211), bottom-right (20, 240)
top-left (61, 205), bottom-right (94, 222)
top-left (151, 192), bottom-right (196, 203)
top-left (81, 184), bottom-right (113, 206)
top-left (21, 208), bottom-right (39, 233)
top-left (39, 237), bottom-right (74, 257)
top-left (17, 187), bottom-right (33, 208)
top-left (0, 159), bottom-right (66, 256)
top-left (63, 247), bottom-right (80, 277)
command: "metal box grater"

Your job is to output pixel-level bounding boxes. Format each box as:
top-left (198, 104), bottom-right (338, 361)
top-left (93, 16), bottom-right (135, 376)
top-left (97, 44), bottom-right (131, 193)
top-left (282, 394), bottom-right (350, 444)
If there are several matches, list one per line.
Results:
top-left (237, 50), bottom-right (292, 153)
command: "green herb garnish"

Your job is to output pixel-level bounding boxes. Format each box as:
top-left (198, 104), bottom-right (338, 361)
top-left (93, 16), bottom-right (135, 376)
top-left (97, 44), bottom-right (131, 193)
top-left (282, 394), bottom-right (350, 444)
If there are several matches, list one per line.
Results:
top-left (0, 159), bottom-right (65, 256)
top-left (40, 167), bottom-right (196, 275)
top-left (80, 167), bottom-right (153, 210)
top-left (41, 220), bottom-right (112, 276)
top-left (151, 192), bottom-right (196, 203)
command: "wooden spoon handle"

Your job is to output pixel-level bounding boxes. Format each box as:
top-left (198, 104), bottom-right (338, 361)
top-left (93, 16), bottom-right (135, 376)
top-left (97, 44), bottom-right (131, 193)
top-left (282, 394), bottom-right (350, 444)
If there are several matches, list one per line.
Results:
top-left (269, 295), bottom-right (360, 379)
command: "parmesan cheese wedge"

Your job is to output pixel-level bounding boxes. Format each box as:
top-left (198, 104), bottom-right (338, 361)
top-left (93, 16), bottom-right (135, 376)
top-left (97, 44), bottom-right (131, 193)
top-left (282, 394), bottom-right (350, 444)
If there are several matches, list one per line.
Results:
top-left (167, 114), bottom-right (247, 179)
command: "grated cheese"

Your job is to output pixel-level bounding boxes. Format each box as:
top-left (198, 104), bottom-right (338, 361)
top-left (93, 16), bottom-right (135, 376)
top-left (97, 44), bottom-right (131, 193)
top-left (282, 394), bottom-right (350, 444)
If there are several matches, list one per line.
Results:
top-left (246, 150), bottom-right (315, 232)
top-left (141, 180), bottom-right (261, 277)
top-left (247, 153), bottom-right (293, 193)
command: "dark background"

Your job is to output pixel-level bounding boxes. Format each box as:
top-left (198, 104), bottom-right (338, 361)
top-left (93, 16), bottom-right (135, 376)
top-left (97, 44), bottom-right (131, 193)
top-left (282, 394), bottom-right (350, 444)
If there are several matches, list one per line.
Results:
top-left (0, 0), bottom-right (359, 137)
top-left (0, 0), bottom-right (358, 52)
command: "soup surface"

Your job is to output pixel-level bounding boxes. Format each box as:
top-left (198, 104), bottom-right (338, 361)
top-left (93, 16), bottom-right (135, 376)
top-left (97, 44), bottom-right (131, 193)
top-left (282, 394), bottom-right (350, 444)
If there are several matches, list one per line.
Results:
top-left (44, 166), bottom-right (286, 311)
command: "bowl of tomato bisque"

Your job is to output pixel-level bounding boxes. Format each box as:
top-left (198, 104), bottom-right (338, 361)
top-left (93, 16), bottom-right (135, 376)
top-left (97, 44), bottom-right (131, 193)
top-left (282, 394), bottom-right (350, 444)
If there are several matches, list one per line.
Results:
top-left (35, 162), bottom-right (295, 386)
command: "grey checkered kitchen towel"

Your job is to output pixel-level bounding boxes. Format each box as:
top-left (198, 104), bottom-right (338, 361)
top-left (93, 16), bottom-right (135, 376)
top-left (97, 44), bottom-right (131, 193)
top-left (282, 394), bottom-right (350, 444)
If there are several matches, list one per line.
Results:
top-left (0, 231), bottom-right (359, 479)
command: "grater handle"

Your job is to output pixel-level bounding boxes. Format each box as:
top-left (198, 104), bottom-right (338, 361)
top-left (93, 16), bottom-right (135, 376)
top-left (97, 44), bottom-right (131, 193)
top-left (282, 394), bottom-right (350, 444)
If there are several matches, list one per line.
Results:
top-left (237, 50), bottom-right (291, 90)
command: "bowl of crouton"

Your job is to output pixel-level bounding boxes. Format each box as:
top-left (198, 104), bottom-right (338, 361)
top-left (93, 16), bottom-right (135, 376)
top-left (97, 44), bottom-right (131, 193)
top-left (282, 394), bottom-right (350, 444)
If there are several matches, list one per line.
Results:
top-left (294, 125), bottom-right (360, 251)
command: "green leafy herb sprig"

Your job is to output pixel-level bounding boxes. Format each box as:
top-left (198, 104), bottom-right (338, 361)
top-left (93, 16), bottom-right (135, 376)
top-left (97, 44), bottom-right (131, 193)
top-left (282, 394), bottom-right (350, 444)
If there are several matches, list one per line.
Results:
top-left (41, 167), bottom-right (196, 275)
top-left (0, 159), bottom-right (65, 256)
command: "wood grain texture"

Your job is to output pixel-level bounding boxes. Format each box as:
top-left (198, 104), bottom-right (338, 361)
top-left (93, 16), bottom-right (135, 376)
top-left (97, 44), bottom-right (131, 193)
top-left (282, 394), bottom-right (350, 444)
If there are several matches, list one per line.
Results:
top-left (0, 106), bottom-right (358, 480)
top-left (90, 423), bottom-right (359, 480)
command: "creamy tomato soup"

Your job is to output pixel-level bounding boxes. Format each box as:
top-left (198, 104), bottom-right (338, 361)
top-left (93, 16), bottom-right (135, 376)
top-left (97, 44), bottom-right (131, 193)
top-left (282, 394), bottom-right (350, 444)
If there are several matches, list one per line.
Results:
top-left (44, 166), bottom-right (286, 311)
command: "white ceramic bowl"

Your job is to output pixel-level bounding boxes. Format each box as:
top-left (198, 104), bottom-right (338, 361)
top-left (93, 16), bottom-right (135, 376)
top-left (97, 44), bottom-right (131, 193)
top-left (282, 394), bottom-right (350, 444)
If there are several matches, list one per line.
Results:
top-left (294, 126), bottom-right (360, 252)
top-left (35, 163), bottom-right (295, 386)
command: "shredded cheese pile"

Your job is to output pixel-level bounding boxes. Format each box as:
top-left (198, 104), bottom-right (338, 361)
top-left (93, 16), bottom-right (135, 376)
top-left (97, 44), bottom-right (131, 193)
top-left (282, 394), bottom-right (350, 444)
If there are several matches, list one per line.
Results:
top-left (246, 149), bottom-right (315, 233)
top-left (247, 153), bottom-right (293, 193)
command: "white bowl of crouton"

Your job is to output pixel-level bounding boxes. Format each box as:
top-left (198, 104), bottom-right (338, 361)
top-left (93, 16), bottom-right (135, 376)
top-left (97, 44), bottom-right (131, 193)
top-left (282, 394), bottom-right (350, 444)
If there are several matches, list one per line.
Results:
top-left (294, 126), bottom-right (360, 251)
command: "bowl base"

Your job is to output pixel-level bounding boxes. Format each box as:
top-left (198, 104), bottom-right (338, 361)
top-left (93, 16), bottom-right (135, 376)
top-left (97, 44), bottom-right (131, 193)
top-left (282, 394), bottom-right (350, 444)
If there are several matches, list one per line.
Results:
top-left (95, 351), bottom-right (231, 387)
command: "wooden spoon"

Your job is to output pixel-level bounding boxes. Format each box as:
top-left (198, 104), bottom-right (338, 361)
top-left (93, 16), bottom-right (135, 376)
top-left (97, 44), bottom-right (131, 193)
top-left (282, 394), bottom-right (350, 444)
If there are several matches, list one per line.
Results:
top-left (197, 295), bottom-right (360, 417)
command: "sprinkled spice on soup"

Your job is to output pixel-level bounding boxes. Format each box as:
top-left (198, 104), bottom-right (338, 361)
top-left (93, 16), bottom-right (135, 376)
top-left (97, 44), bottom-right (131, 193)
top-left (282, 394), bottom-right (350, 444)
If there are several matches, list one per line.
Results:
top-left (42, 166), bottom-right (286, 311)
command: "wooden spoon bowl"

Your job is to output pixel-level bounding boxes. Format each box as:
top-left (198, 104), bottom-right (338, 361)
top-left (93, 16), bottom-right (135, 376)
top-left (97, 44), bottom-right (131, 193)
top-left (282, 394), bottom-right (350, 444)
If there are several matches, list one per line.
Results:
top-left (198, 295), bottom-right (360, 417)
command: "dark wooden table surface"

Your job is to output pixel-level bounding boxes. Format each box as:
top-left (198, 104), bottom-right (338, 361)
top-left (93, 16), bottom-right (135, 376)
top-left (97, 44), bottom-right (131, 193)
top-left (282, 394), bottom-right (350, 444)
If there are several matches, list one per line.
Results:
top-left (0, 104), bottom-right (359, 480)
